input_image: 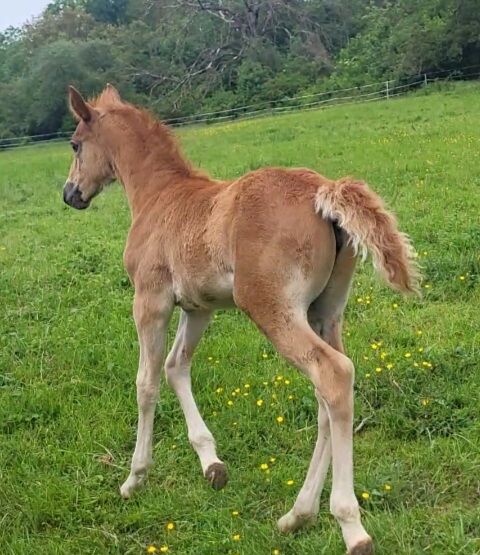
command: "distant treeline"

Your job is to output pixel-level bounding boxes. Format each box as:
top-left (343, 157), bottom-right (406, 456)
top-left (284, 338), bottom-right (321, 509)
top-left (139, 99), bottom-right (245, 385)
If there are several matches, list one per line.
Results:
top-left (0, 0), bottom-right (478, 142)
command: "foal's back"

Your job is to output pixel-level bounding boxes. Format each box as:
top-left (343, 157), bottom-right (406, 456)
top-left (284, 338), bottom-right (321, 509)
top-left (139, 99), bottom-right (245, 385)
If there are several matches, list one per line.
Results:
top-left (125, 166), bottom-right (338, 312)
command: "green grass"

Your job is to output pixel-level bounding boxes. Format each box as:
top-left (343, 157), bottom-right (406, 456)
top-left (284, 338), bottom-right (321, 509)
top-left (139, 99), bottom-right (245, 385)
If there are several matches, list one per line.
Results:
top-left (1, 82), bottom-right (479, 555)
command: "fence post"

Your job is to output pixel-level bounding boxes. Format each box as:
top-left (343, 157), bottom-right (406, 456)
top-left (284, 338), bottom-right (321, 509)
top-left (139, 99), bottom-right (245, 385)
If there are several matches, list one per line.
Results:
top-left (385, 80), bottom-right (389, 99)
top-left (424, 73), bottom-right (428, 87)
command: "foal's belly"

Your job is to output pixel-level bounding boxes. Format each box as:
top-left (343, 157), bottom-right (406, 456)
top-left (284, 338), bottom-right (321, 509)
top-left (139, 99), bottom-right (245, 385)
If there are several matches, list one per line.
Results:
top-left (173, 271), bottom-right (235, 311)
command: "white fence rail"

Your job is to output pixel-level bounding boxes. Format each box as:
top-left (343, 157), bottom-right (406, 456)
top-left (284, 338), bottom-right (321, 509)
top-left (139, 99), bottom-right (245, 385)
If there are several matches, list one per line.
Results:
top-left (1, 67), bottom-right (479, 151)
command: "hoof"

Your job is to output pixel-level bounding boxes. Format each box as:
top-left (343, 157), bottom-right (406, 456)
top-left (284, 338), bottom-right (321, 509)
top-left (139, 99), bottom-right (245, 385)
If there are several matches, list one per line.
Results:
top-left (120, 483), bottom-right (133, 499)
top-left (205, 462), bottom-right (228, 490)
top-left (120, 473), bottom-right (144, 499)
top-left (277, 510), bottom-right (315, 534)
top-left (348, 538), bottom-right (374, 555)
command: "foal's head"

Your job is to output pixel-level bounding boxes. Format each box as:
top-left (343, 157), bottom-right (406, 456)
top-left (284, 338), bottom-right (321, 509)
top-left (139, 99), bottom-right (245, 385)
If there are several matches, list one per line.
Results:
top-left (63, 85), bottom-right (119, 210)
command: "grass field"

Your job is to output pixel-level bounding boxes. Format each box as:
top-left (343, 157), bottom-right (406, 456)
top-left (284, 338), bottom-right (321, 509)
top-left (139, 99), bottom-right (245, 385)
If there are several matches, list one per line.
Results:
top-left (1, 82), bottom-right (479, 555)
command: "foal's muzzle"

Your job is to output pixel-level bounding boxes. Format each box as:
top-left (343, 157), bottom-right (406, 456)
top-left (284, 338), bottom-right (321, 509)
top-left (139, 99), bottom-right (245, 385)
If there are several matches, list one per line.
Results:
top-left (63, 181), bottom-right (90, 210)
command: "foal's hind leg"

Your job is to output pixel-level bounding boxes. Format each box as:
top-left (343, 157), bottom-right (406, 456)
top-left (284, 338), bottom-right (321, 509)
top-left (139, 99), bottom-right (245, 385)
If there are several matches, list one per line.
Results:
top-left (279, 244), bottom-right (357, 532)
top-left (237, 296), bottom-right (371, 554)
top-left (165, 310), bottom-right (227, 490)
top-left (278, 391), bottom-right (331, 533)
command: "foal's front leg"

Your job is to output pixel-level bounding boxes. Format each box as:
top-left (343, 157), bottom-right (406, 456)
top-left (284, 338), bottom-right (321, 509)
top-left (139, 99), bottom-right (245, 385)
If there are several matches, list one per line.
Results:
top-left (120, 290), bottom-right (174, 499)
top-left (165, 310), bottom-right (227, 489)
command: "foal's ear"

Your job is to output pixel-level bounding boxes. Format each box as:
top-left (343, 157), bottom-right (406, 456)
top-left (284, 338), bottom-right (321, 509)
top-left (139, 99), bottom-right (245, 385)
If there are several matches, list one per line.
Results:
top-left (105, 83), bottom-right (122, 102)
top-left (68, 86), bottom-right (93, 123)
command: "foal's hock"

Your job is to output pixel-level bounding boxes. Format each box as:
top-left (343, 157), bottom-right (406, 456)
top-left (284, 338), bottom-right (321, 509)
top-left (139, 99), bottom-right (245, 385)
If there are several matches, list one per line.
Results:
top-left (63, 84), bottom-right (420, 555)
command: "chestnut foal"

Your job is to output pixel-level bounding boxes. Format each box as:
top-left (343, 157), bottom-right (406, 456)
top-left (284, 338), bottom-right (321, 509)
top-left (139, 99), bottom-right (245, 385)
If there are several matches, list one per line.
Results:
top-left (63, 84), bottom-right (420, 555)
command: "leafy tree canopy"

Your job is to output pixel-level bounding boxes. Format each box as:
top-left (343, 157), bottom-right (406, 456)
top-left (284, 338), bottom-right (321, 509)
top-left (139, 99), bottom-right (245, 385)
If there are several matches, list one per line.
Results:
top-left (0, 0), bottom-right (478, 141)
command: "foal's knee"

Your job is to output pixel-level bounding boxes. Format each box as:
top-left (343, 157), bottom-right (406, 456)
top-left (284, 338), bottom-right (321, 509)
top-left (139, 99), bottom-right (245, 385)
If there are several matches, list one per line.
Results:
top-left (164, 349), bottom-right (191, 390)
top-left (136, 380), bottom-right (159, 410)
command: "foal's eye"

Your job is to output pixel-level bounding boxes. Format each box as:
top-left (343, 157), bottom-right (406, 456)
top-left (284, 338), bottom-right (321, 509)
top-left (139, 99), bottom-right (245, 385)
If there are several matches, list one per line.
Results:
top-left (71, 141), bottom-right (80, 153)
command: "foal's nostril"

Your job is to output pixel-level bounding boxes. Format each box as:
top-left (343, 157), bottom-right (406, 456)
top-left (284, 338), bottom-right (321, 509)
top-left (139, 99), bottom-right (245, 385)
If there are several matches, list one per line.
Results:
top-left (63, 181), bottom-right (75, 204)
top-left (63, 181), bottom-right (89, 210)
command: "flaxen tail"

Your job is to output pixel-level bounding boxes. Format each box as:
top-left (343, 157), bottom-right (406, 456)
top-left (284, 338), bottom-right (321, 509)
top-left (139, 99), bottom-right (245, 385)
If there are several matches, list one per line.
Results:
top-left (315, 178), bottom-right (421, 294)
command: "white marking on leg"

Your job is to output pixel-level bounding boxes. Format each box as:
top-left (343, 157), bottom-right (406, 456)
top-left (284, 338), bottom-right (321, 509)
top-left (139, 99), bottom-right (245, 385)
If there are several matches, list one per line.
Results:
top-left (120, 292), bottom-right (173, 499)
top-left (326, 360), bottom-right (371, 553)
top-left (165, 311), bottom-right (225, 477)
top-left (278, 393), bottom-right (331, 532)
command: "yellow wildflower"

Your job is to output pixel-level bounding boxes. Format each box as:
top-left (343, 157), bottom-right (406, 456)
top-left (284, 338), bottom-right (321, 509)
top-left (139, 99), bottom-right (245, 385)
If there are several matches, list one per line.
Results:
top-left (375, 367), bottom-right (382, 373)
top-left (160, 547), bottom-right (169, 554)
top-left (286, 479), bottom-right (294, 486)
top-left (404, 352), bottom-right (412, 358)
top-left (386, 363), bottom-right (394, 370)
top-left (384, 484), bottom-right (392, 492)
top-left (256, 399), bottom-right (264, 407)
top-left (166, 522), bottom-right (175, 531)
top-left (260, 463), bottom-right (269, 470)
top-left (147, 547), bottom-right (157, 554)
top-left (233, 534), bottom-right (241, 541)
top-left (232, 510), bottom-right (239, 516)
top-left (216, 387), bottom-right (224, 394)
top-left (227, 400), bottom-right (234, 406)
top-left (276, 416), bottom-right (284, 424)
top-left (361, 492), bottom-right (370, 500)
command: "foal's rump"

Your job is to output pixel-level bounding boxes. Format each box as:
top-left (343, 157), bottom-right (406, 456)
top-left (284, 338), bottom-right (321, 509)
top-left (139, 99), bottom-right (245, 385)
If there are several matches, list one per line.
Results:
top-left (230, 167), bottom-right (420, 311)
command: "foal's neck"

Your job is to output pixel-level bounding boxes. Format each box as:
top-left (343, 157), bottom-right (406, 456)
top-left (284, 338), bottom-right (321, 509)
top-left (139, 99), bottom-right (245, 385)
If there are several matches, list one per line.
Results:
top-left (106, 110), bottom-right (202, 217)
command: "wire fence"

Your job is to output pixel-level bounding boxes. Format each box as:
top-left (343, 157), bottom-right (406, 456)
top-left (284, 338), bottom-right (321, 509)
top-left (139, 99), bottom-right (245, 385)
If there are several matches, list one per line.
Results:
top-left (2, 65), bottom-right (479, 151)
